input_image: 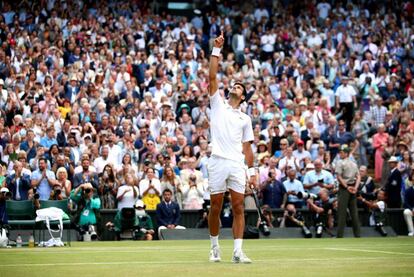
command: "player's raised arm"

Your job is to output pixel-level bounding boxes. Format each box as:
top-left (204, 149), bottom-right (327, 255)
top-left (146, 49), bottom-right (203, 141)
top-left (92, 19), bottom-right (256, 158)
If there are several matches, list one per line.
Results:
top-left (209, 31), bottom-right (224, 96)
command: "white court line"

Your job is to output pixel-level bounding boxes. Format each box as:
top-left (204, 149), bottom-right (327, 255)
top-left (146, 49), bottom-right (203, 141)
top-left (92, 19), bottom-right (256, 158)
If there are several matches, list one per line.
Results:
top-left (3, 256), bottom-right (410, 268)
top-left (326, 247), bottom-right (414, 256)
top-left (1, 244), bottom-right (414, 255)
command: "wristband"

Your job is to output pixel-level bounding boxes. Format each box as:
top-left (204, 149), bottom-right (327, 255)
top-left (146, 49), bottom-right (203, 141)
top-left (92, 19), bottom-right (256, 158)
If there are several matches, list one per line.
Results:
top-left (247, 167), bottom-right (256, 177)
top-left (211, 47), bottom-right (221, 57)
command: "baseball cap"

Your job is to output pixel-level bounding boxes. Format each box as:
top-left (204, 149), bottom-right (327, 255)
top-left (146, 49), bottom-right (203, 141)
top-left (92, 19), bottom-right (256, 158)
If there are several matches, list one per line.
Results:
top-left (135, 199), bottom-right (145, 208)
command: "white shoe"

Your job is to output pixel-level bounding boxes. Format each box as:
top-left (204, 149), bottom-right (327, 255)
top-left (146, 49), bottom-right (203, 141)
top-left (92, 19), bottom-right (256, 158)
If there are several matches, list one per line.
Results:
top-left (232, 249), bottom-right (252, 264)
top-left (408, 232), bottom-right (414, 237)
top-left (209, 246), bottom-right (221, 262)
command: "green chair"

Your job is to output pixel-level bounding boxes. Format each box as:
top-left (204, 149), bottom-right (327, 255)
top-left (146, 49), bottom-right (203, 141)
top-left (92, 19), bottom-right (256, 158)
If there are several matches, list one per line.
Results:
top-left (6, 200), bottom-right (36, 243)
top-left (39, 200), bottom-right (72, 246)
top-left (6, 200), bottom-right (36, 225)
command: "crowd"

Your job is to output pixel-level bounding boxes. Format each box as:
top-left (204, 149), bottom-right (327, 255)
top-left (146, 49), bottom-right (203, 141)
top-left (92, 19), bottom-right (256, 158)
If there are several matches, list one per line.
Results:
top-left (1, 0), bottom-right (414, 238)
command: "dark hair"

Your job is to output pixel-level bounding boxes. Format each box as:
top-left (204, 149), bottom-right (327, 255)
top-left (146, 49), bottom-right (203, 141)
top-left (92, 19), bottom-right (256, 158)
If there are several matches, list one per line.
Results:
top-left (234, 82), bottom-right (247, 102)
top-left (163, 188), bottom-right (172, 195)
top-left (38, 157), bottom-right (47, 164)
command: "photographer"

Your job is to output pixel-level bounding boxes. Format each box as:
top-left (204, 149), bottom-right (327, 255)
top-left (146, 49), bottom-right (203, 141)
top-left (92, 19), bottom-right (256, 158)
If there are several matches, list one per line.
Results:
top-left (306, 188), bottom-right (335, 237)
top-left (357, 190), bottom-right (388, 236)
top-left (357, 166), bottom-right (376, 207)
top-left (70, 183), bottom-right (101, 240)
top-left (260, 168), bottom-right (286, 209)
top-left (6, 161), bottom-right (31, 200)
top-left (280, 169), bottom-right (311, 237)
top-left (30, 158), bottom-right (59, 200)
top-left (112, 200), bottom-right (154, 240)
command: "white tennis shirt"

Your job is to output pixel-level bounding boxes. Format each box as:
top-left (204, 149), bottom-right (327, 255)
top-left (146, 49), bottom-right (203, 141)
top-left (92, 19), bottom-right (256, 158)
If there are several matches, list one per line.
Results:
top-left (210, 90), bottom-right (254, 163)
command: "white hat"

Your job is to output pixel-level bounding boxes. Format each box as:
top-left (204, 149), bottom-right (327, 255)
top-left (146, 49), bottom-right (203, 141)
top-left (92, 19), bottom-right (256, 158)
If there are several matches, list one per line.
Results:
top-left (388, 156), bottom-right (399, 163)
top-left (0, 187), bottom-right (10, 193)
top-left (135, 199), bottom-right (145, 208)
top-left (0, 79), bottom-right (4, 85)
top-left (70, 76), bottom-right (77, 82)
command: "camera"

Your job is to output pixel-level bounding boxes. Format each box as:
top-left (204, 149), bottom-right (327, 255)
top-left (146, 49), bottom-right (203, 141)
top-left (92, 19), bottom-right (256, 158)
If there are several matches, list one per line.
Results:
top-left (88, 225), bottom-right (98, 240)
top-left (375, 221), bottom-right (387, 237)
top-left (54, 186), bottom-right (61, 195)
top-left (297, 191), bottom-right (318, 201)
top-left (315, 222), bottom-right (324, 238)
top-left (258, 220), bottom-right (270, 236)
top-left (33, 188), bottom-right (40, 200)
top-left (84, 188), bottom-right (91, 194)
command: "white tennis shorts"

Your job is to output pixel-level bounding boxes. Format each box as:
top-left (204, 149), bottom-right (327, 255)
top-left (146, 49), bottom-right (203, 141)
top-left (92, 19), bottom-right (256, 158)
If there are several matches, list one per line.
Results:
top-left (207, 155), bottom-right (246, 195)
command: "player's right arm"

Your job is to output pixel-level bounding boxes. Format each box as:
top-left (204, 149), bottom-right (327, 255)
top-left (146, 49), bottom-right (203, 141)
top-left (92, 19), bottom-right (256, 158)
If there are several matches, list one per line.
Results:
top-left (209, 31), bottom-right (224, 96)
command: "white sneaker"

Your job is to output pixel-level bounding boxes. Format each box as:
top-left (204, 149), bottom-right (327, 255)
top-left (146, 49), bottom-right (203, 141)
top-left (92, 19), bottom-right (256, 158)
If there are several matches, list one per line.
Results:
top-left (408, 232), bottom-right (414, 237)
top-left (232, 249), bottom-right (252, 264)
top-left (209, 246), bottom-right (221, 262)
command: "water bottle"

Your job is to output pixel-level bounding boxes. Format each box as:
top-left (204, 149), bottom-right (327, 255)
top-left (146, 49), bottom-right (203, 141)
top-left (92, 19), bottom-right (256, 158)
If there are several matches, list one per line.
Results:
top-left (16, 234), bottom-right (22, 248)
top-left (28, 234), bottom-right (35, 248)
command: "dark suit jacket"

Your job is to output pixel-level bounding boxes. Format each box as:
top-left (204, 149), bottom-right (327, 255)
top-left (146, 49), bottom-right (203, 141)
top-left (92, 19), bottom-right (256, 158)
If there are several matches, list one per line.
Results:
top-left (385, 168), bottom-right (402, 208)
top-left (73, 172), bottom-right (99, 189)
top-left (6, 174), bottom-right (31, 200)
top-left (300, 129), bottom-right (311, 145)
top-left (156, 201), bottom-right (181, 227)
top-left (57, 131), bottom-right (69, 147)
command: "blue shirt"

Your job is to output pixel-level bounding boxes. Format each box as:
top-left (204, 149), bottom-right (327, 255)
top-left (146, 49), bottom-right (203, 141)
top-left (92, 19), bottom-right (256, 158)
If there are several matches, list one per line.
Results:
top-left (31, 170), bottom-right (56, 200)
top-left (302, 170), bottom-right (335, 194)
top-left (283, 178), bottom-right (305, 203)
top-left (40, 136), bottom-right (58, 149)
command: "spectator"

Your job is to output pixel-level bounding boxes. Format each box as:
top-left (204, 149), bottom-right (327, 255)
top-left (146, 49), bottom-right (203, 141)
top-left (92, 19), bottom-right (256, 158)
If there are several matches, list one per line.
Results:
top-left (5, 161), bottom-right (31, 200)
top-left (303, 159), bottom-right (335, 195)
top-left (30, 157), bottom-right (58, 200)
top-left (139, 167), bottom-right (161, 210)
top-left (160, 165), bottom-right (183, 208)
top-left (182, 174), bottom-right (204, 210)
top-left (98, 164), bottom-right (119, 209)
top-left (156, 189), bottom-right (186, 239)
top-left (73, 157), bottom-right (99, 189)
top-left (53, 167), bottom-right (72, 200)
top-left (116, 173), bottom-right (139, 211)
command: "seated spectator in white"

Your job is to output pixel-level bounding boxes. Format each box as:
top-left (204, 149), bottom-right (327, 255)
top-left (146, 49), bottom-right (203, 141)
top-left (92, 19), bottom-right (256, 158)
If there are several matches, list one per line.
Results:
top-left (181, 174), bottom-right (204, 210)
top-left (180, 156), bottom-right (204, 187)
top-left (93, 146), bottom-right (110, 174)
top-left (116, 173), bottom-right (139, 210)
top-left (156, 189), bottom-right (186, 239)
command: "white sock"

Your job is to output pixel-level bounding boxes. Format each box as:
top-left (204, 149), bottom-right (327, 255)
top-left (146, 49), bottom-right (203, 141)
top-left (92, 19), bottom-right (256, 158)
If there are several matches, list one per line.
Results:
top-left (210, 235), bottom-right (219, 248)
top-left (234, 239), bottom-right (243, 252)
